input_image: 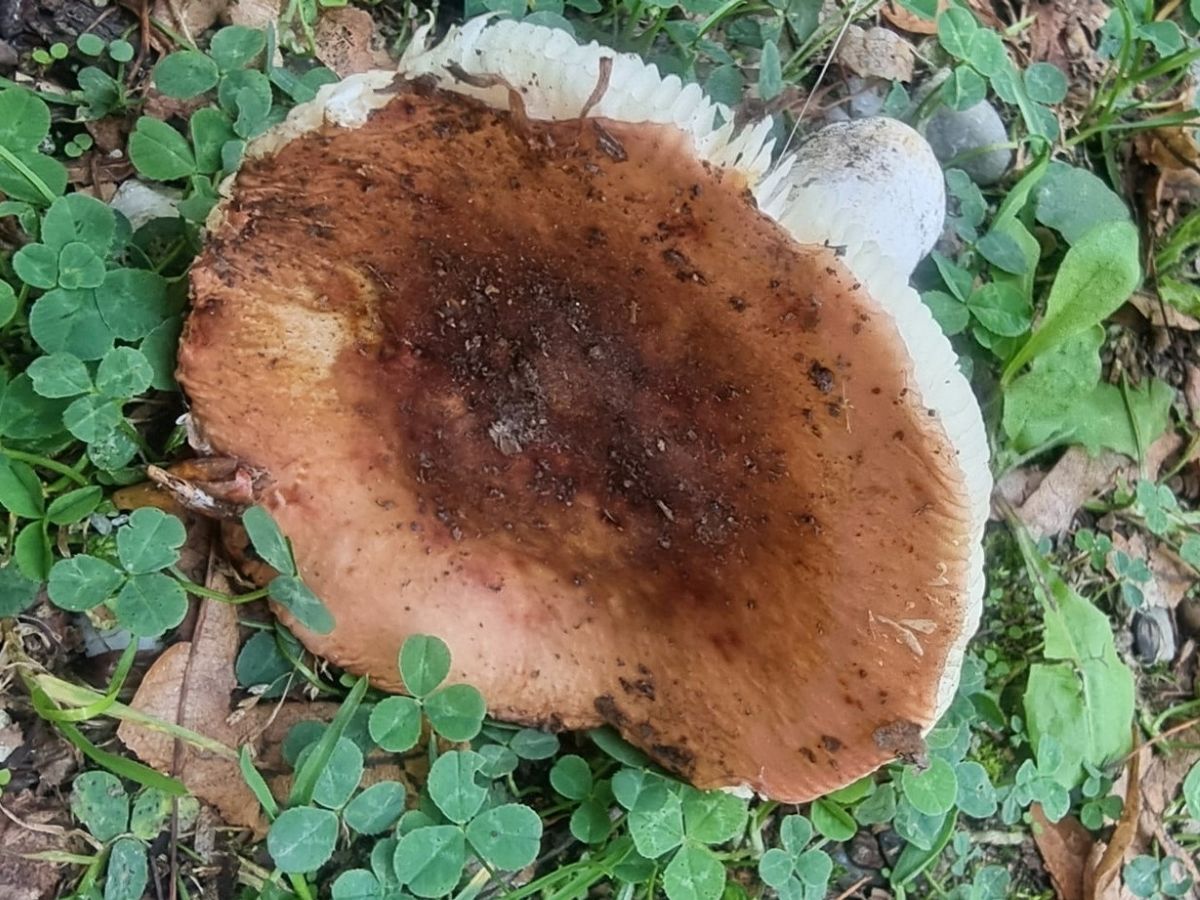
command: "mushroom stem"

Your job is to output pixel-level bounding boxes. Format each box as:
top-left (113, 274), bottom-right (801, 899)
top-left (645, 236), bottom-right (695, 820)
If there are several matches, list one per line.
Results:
top-left (775, 117), bottom-right (946, 279)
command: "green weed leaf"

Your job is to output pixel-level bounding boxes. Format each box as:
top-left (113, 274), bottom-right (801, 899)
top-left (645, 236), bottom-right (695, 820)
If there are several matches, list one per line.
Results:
top-left (0, 566), bottom-right (40, 616)
top-left (190, 107), bottom-right (238, 175)
top-left (153, 51), bottom-right (220, 99)
top-left (758, 40), bottom-right (782, 101)
top-left (1003, 219), bottom-right (1140, 382)
top-left (70, 771), bottom-right (129, 842)
top-left (218, 70), bottom-right (274, 139)
top-left (510, 727), bottom-right (560, 760)
top-left (811, 798), bottom-right (855, 841)
top-left (235, 630), bottom-right (293, 697)
top-left (267, 806), bottom-right (338, 873)
top-left (269, 575), bottom-right (334, 634)
top-left (1023, 63), bottom-right (1067, 104)
top-left (305, 736), bottom-right (363, 809)
top-left (680, 787), bottom-right (747, 844)
top-left (30, 288), bottom-right (116, 359)
top-left (779, 814), bottom-right (812, 853)
top-left (104, 837), bottom-right (149, 900)
top-left (332, 870), bottom-right (382, 899)
top-left (368, 696), bottom-right (422, 752)
top-left (550, 754), bottom-right (593, 801)
top-left (0, 282), bottom-right (16, 328)
top-left (28, 352), bottom-right (91, 399)
top-left (570, 800), bottom-right (611, 843)
top-left (42, 193), bottom-right (115, 253)
top-left (210, 26), bottom-right (266, 70)
top-left (130, 787), bottom-right (190, 840)
top-left (922, 290), bottom-right (970, 336)
top-left (976, 230), bottom-right (1031, 275)
top-left (393, 825), bottom-right (466, 898)
top-left (129, 118), bottom-right (197, 180)
top-left (344, 781), bottom-right (406, 835)
top-left (400, 634), bottom-right (452, 697)
top-left (0, 88), bottom-right (51, 149)
top-left (954, 761), bottom-right (998, 818)
top-left (242, 506), bottom-right (295, 575)
top-left (0, 456), bottom-right (44, 518)
top-left (48, 555), bottom-right (123, 611)
top-left (1033, 162), bottom-right (1131, 245)
top-left (942, 66), bottom-right (986, 111)
top-left (628, 785), bottom-right (684, 858)
top-left (967, 283), bottom-right (1031, 336)
top-left (758, 848), bottom-right (793, 888)
top-left (97, 268), bottom-right (172, 341)
top-left (114, 573), bottom-right (188, 636)
top-left (14, 521), bottom-right (50, 581)
top-left (1015, 524), bottom-right (1134, 787)
top-left (425, 683), bottom-right (486, 742)
top-left (63, 394), bottom-right (122, 443)
top-left (936, 7), bottom-right (977, 59)
top-left (13, 242), bottom-right (59, 288)
top-left (663, 843), bottom-right (725, 900)
top-left (466, 803), bottom-right (543, 870)
top-left (95, 346), bottom-right (154, 400)
top-left (795, 849), bottom-right (833, 890)
top-left (427, 750), bottom-right (487, 824)
top-left (118, 508), bottom-right (186, 574)
top-left (900, 758), bottom-right (958, 816)
top-left (0, 149), bottom-right (67, 204)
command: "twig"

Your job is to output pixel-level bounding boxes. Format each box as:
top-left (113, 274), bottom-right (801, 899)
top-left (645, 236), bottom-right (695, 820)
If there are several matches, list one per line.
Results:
top-left (832, 876), bottom-right (872, 900)
top-left (781, 0), bottom-right (864, 156)
top-left (1128, 715), bottom-right (1200, 760)
top-left (131, 0), bottom-right (153, 86)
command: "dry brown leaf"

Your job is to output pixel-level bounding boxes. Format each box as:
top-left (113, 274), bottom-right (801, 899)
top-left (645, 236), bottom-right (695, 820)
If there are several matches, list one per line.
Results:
top-left (1085, 742), bottom-right (1142, 899)
top-left (1031, 805), bottom-right (1092, 900)
top-left (880, 0), bottom-right (946, 34)
top-left (0, 792), bottom-right (75, 900)
top-left (1013, 449), bottom-right (1125, 539)
top-left (1128, 291), bottom-right (1200, 331)
top-left (119, 593), bottom-right (352, 835)
top-left (1147, 545), bottom-right (1195, 611)
top-left (1186, 367), bottom-right (1200, 427)
top-left (1012, 433), bottom-right (1182, 539)
top-left (1139, 740), bottom-right (1200, 845)
top-left (153, 0), bottom-right (231, 43)
top-left (1027, 0), bottom-right (1108, 81)
top-left (225, 0), bottom-right (282, 30)
top-left (313, 8), bottom-right (387, 78)
top-left (836, 25), bottom-right (915, 82)
top-left (118, 597), bottom-right (265, 833)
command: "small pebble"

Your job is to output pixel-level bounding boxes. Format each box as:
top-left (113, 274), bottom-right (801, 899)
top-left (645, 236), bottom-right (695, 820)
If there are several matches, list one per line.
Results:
top-left (878, 828), bottom-right (905, 867)
top-left (109, 179), bottom-right (181, 230)
top-left (923, 99), bottom-right (1012, 185)
top-left (1132, 606), bottom-right (1176, 665)
top-left (846, 76), bottom-right (888, 119)
top-left (849, 831), bottom-right (886, 869)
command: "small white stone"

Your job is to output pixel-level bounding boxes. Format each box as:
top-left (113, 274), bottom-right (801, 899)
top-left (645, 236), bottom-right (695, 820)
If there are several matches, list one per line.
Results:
top-left (109, 179), bottom-right (180, 230)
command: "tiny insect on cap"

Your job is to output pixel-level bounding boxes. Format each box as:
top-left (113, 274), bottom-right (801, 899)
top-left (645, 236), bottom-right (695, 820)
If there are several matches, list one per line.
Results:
top-left (179, 16), bottom-right (990, 801)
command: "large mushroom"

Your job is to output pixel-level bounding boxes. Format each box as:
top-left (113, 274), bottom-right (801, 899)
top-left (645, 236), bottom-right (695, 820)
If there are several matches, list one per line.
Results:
top-left (179, 17), bottom-right (990, 801)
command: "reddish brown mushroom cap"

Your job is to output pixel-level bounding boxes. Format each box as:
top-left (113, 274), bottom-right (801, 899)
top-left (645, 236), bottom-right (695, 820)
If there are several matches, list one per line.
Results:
top-left (180, 35), bottom-right (987, 801)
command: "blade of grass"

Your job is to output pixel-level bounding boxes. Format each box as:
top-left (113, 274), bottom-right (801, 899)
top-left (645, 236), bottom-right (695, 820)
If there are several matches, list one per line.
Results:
top-left (287, 675), bottom-right (367, 807)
